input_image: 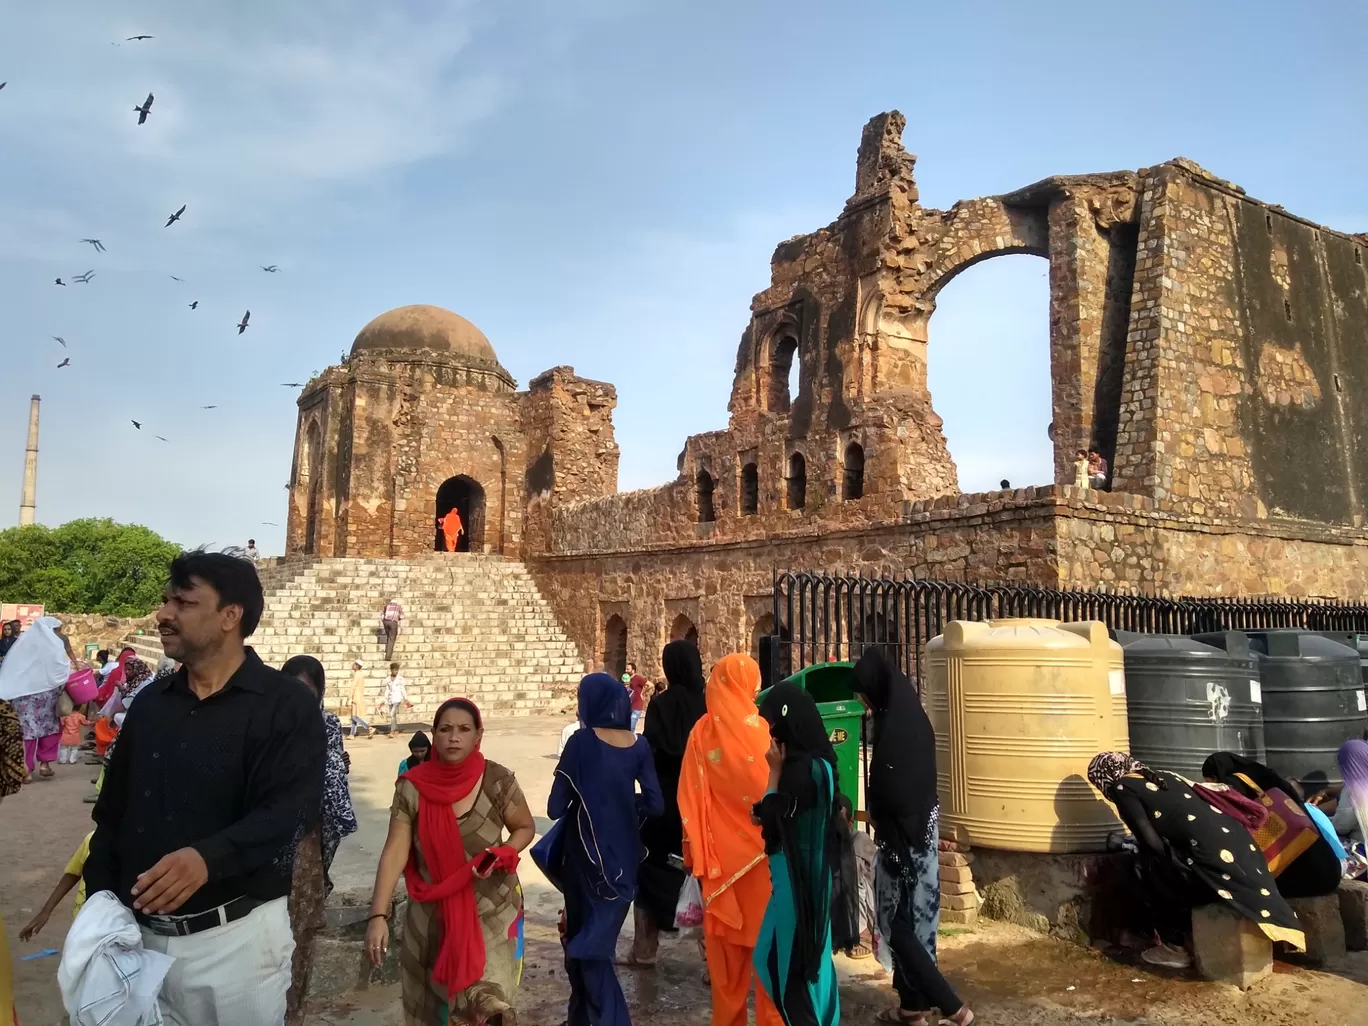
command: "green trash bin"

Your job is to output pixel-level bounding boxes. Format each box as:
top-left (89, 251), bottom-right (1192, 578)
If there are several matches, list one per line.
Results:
top-left (758, 661), bottom-right (863, 813)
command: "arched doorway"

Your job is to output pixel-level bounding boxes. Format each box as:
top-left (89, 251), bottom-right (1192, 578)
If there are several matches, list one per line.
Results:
top-left (434, 476), bottom-right (486, 552)
top-left (669, 613), bottom-right (698, 647)
top-left (603, 614), bottom-right (627, 679)
top-left (750, 613), bottom-right (775, 664)
top-left (303, 420), bottom-right (322, 554)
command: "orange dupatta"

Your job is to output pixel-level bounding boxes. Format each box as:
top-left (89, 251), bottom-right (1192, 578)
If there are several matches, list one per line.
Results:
top-left (678, 653), bottom-right (771, 934)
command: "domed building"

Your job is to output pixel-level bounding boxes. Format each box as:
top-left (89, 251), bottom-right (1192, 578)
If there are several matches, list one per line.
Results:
top-left (285, 304), bottom-right (619, 559)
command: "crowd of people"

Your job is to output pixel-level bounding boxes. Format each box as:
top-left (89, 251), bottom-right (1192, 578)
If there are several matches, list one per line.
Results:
top-left (5, 551), bottom-right (1368, 1025)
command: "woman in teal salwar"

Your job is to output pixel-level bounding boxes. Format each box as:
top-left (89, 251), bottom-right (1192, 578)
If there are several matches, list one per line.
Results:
top-left (753, 683), bottom-right (841, 1026)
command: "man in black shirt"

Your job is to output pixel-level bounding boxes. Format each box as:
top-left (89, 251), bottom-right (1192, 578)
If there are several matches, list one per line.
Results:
top-left (86, 550), bottom-right (325, 1025)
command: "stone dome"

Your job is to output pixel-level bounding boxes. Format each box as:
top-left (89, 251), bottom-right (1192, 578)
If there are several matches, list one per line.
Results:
top-left (350, 304), bottom-right (498, 363)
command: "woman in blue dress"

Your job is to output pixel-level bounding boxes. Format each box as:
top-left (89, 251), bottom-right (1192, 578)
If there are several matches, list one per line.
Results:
top-left (543, 672), bottom-right (663, 1026)
top-left (753, 682), bottom-right (841, 1026)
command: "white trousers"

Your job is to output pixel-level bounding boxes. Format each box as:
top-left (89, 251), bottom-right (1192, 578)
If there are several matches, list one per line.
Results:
top-left (139, 896), bottom-right (294, 1026)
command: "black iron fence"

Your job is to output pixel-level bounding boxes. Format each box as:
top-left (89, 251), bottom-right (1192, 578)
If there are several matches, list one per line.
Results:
top-left (770, 571), bottom-right (1368, 691)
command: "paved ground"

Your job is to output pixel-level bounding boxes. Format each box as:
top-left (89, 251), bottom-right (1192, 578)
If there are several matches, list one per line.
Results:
top-left (5, 713), bottom-right (1368, 1025)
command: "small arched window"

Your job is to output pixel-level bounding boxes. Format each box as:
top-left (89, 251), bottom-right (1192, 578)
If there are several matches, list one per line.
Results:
top-left (843, 443), bottom-right (865, 500)
top-left (696, 470), bottom-right (716, 523)
top-left (768, 335), bottom-right (799, 412)
top-left (787, 452), bottom-right (807, 510)
top-left (740, 463), bottom-right (759, 515)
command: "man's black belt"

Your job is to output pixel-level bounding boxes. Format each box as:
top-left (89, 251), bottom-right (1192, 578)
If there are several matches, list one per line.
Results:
top-left (137, 894), bottom-right (262, 937)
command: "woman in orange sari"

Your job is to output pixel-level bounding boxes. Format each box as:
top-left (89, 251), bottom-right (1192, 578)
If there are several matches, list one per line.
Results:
top-left (679, 653), bottom-right (782, 1026)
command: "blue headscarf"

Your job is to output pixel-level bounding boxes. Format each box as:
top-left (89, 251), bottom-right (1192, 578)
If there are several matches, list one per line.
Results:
top-left (578, 671), bottom-right (630, 730)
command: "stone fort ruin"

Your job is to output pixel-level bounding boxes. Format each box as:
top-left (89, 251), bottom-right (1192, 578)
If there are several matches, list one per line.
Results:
top-left (260, 111), bottom-right (1368, 710)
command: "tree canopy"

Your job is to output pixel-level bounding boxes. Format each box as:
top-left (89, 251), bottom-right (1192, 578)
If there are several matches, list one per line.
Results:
top-left (0, 519), bottom-right (181, 617)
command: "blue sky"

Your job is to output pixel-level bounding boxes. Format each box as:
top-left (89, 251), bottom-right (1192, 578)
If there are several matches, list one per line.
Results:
top-left (1, 0), bottom-right (1363, 552)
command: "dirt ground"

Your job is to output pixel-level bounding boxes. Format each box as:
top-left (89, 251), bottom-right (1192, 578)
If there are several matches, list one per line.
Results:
top-left (5, 714), bottom-right (1367, 1026)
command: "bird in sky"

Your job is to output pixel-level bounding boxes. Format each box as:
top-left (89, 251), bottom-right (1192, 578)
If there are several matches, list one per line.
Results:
top-left (189, 300), bottom-right (199, 309)
top-left (0, 82), bottom-right (6, 91)
top-left (237, 310), bottom-right (250, 334)
top-left (261, 265), bottom-right (279, 273)
top-left (261, 521), bottom-right (279, 527)
top-left (126, 35), bottom-right (153, 41)
top-left (57, 358), bottom-right (70, 368)
top-left (169, 275), bottom-right (185, 282)
top-left (134, 92), bottom-right (154, 124)
top-left (52, 336), bottom-right (66, 347)
top-left (73, 270), bottom-right (95, 283)
top-left (200, 405), bottom-right (217, 409)
top-left (155, 435), bottom-right (169, 443)
top-left (80, 238), bottom-right (106, 252)
top-left (164, 204), bottom-right (186, 227)
top-left (281, 382), bottom-right (303, 387)
top-left (54, 278), bottom-right (65, 286)
top-left (131, 420), bottom-right (142, 430)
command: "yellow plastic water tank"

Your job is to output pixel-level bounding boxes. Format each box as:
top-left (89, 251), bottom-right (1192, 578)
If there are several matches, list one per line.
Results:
top-left (926, 619), bottom-right (1130, 853)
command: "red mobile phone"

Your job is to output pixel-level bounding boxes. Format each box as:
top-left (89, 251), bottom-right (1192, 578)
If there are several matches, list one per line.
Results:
top-left (475, 850), bottom-right (498, 876)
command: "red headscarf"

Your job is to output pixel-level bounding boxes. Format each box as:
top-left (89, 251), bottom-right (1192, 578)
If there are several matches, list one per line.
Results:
top-left (96, 648), bottom-right (134, 704)
top-left (401, 698), bottom-right (488, 998)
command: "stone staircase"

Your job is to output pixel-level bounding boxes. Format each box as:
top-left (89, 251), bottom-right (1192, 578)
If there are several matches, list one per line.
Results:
top-left (244, 555), bottom-right (585, 718)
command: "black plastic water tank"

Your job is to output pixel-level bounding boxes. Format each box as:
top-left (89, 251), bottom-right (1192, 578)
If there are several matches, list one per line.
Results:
top-left (1315, 632), bottom-right (1368, 686)
top-left (1115, 631), bottom-right (1264, 780)
top-left (1198, 630), bottom-right (1366, 786)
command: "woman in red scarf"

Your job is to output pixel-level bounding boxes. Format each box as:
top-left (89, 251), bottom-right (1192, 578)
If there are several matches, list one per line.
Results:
top-left (365, 698), bottom-right (536, 1026)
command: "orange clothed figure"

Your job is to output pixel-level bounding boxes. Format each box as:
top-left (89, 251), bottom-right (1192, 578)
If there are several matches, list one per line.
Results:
top-left (438, 510), bottom-right (464, 552)
top-left (679, 653), bottom-right (783, 1026)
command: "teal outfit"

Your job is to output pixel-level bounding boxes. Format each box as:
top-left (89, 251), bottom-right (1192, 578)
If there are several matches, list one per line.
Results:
top-left (753, 682), bottom-right (841, 1026)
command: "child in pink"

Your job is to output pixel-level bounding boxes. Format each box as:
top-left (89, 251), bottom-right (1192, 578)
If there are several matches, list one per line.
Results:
top-left (58, 709), bottom-right (88, 765)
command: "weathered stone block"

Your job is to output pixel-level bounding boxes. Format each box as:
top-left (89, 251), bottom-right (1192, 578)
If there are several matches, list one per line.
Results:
top-left (1191, 903), bottom-right (1271, 989)
top-left (1286, 893), bottom-right (1345, 962)
top-left (941, 891), bottom-right (979, 912)
top-left (1339, 880), bottom-right (1368, 951)
top-left (939, 907), bottom-right (978, 928)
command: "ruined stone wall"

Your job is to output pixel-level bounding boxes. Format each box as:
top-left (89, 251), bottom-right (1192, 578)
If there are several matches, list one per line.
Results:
top-left (518, 367), bottom-right (620, 557)
top-left (531, 488), bottom-right (1065, 679)
top-left (1112, 162), bottom-right (1368, 523)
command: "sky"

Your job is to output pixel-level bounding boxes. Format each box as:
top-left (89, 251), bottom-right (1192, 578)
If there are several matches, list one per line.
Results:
top-left (1, 1), bottom-right (1364, 553)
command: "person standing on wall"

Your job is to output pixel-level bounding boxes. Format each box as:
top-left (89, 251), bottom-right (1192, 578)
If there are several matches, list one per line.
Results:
top-left (84, 550), bottom-right (326, 1025)
top-left (348, 660), bottom-right (375, 738)
top-left (381, 596), bottom-right (403, 661)
top-left (245, 539), bottom-right (261, 563)
top-left (383, 662), bottom-right (412, 737)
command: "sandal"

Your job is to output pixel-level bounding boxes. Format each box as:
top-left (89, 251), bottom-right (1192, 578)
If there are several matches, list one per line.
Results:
top-left (944, 1009), bottom-right (974, 1026)
top-left (876, 1009), bottom-right (928, 1025)
top-left (615, 953), bottom-right (656, 969)
top-left (38, 765), bottom-right (55, 779)
top-left (848, 941), bottom-right (873, 959)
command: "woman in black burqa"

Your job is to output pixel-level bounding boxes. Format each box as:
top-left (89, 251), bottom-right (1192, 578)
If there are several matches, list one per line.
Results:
top-left (852, 648), bottom-right (972, 1026)
top-left (627, 639), bottom-right (710, 965)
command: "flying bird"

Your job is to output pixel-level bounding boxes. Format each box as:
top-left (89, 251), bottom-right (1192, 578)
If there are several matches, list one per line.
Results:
top-left (0, 82), bottom-right (6, 91)
top-left (189, 300), bottom-right (198, 309)
top-left (126, 35), bottom-right (154, 41)
top-left (260, 265), bottom-right (279, 273)
top-left (200, 405), bottom-right (217, 409)
top-left (134, 92), bottom-right (154, 124)
top-left (57, 358), bottom-right (70, 368)
top-left (54, 278), bottom-right (65, 286)
top-left (52, 336), bottom-right (66, 347)
top-left (169, 275), bottom-right (185, 282)
top-left (131, 420), bottom-right (142, 430)
top-left (236, 310), bottom-right (250, 334)
top-left (164, 204), bottom-right (186, 227)
top-left (73, 270), bottom-right (95, 283)
top-left (280, 382), bottom-right (303, 388)
top-left (155, 435), bottom-right (169, 443)
top-left (80, 239), bottom-right (106, 252)
top-left (261, 521), bottom-right (279, 527)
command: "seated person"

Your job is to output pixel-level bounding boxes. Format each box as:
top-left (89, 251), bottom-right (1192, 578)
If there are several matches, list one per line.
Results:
top-left (397, 731), bottom-right (429, 777)
top-left (1089, 752), bottom-right (1305, 969)
top-left (1202, 752), bottom-right (1342, 897)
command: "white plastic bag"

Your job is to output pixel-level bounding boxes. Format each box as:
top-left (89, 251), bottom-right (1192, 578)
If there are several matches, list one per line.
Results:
top-left (674, 875), bottom-right (704, 931)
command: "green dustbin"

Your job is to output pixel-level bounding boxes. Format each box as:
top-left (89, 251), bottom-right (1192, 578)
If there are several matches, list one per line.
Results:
top-left (758, 660), bottom-right (863, 813)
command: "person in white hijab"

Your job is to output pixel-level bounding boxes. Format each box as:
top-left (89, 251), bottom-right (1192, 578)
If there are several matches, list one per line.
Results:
top-left (0, 617), bottom-right (75, 781)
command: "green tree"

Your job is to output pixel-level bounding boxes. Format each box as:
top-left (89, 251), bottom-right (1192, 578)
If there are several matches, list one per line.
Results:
top-left (0, 519), bottom-right (181, 617)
